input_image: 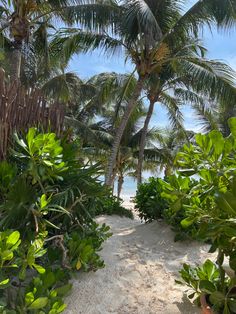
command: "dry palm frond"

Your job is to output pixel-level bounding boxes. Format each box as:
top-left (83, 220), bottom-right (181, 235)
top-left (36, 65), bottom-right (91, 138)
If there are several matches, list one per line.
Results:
top-left (0, 69), bottom-right (64, 159)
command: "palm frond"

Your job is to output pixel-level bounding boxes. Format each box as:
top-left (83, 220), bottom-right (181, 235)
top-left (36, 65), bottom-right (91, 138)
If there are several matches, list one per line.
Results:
top-left (51, 28), bottom-right (124, 64)
top-left (192, 102), bottom-right (219, 133)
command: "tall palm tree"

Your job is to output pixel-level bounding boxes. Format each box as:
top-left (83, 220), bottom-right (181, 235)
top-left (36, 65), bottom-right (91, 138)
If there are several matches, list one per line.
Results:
top-left (0, 0), bottom-right (118, 80)
top-left (53, 0), bottom-right (236, 186)
top-left (136, 60), bottom-right (210, 184)
top-left (83, 101), bottom-right (159, 197)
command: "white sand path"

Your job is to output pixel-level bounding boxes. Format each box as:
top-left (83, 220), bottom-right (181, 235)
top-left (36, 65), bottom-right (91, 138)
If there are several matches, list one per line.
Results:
top-left (65, 215), bottom-right (213, 314)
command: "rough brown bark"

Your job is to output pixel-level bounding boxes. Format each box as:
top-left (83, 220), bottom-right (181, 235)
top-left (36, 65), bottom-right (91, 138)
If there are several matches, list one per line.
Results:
top-left (11, 41), bottom-right (22, 81)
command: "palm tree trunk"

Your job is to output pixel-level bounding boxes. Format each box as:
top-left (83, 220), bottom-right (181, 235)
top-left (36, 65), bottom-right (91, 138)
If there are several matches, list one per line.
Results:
top-left (11, 40), bottom-right (22, 81)
top-left (137, 98), bottom-right (156, 185)
top-left (105, 76), bottom-right (146, 186)
top-left (117, 174), bottom-right (124, 199)
top-left (164, 164), bottom-right (172, 177)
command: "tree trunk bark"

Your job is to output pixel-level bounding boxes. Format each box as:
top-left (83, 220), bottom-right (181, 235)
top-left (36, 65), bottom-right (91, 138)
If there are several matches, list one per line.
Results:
top-left (164, 164), bottom-right (172, 177)
top-left (137, 98), bottom-right (156, 185)
top-left (105, 76), bottom-right (146, 186)
top-left (117, 174), bottom-right (124, 199)
top-left (11, 40), bottom-right (22, 82)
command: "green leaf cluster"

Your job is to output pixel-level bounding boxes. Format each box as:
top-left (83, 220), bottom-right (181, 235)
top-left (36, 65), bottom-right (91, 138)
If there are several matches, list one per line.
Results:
top-left (177, 260), bottom-right (236, 313)
top-left (163, 118), bottom-right (236, 313)
top-left (0, 128), bottom-right (116, 313)
top-left (134, 177), bottom-right (168, 222)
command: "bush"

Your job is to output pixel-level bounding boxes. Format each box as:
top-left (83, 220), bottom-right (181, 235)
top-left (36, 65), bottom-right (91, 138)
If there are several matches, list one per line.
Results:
top-left (165, 118), bottom-right (236, 313)
top-left (161, 175), bottom-right (200, 241)
top-left (134, 177), bottom-right (168, 222)
top-left (0, 128), bottom-right (113, 313)
top-left (96, 195), bottom-right (134, 219)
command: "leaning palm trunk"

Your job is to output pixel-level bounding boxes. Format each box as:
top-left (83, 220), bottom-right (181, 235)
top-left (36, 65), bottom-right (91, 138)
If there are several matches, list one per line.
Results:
top-left (117, 174), bottom-right (124, 199)
top-left (137, 97), bottom-right (156, 185)
top-left (105, 76), bottom-right (145, 186)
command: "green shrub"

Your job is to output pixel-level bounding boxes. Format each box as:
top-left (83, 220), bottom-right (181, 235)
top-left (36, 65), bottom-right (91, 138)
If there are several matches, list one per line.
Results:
top-left (177, 260), bottom-right (236, 313)
top-left (0, 230), bottom-right (71, 313)
top-left (161, 175), bottom-right (200, 241)
top-left (134, 177), bottom-right (168, 222)
top-left (96, 195), bottom-right (134, 219)
top-left (0, 128), bottom-right (113, 313)
top-left (165, 118), bottom-right (236, 313)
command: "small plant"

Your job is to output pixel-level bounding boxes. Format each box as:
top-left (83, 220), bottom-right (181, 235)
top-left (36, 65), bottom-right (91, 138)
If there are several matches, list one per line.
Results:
top-left (177, 260), bottom-right (236, 313)
top-left (134, 177), bottom-right (168, 222)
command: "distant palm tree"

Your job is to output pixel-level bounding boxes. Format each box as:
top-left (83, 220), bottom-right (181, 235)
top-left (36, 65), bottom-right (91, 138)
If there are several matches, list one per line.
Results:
top-left (192, 101), bottom-right (236, 137)
top-left (84, 102), bottom-right (159, 197)
top-left (143, 127), bottom-right (194, 177)
top-left (53, 0), bottom-right (236, 186)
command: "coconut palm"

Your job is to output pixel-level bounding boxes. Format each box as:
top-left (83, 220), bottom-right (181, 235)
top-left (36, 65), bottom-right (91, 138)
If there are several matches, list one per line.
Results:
top-left (64, 72), bottom-right (139, 147)
top-left (53, 0), bottom-right (236, 186)
top-left (136, 61), bottom-right (210, 184)
top-left (143, 127), bottom-right (194, 177)
top-left (193, 101), bottom-right (236, 137)
top-left (83, 102), bottom-right (159, 197)
top-left (0, 0), bottom-right (118, 80)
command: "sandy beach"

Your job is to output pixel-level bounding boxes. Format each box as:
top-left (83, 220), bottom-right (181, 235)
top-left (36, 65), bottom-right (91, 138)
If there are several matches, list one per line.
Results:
top-left (65, 213), bottom-right (213, 314)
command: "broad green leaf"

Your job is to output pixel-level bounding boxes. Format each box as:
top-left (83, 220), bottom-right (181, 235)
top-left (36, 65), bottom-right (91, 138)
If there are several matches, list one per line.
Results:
top-left (25, 292), bottom-right (34, 305)
top-left (178, 169), bottom-right (196, 176)
top-left (26, 128), bottom-right (37, 153)
top-left (1, 250), bottom-right (13, 261)
top-left (228, 117), bottom-right (236, 138)
top-left (0, 279), bottom-right (9, 286)
top-left (55, 284), bottom-right (72, 296)
top-left (6, 231), bottom-right (20, 247)
top-left (181, 217), bottom-right (195, 228)
top-left (56, 303), bottom-right (66, 313)
top-left (40, 194), bottom-right (48, 209)
top-left (28, 297), bottom-right (48, 310)
top-left (202, 260), bottom-right (218, 280)
top-left (216, 193), bottom-right (236, 216)
top-left (209, 291), bottom-right (225, 306)
top-left (49, 290), bottom-right (57, 298)
top-left (209, 130), bottom-right (224, 158)
top-left (33, 263), bottom-right (46, 274)
top-left (199, 280), bottom-right (216, 293)
top-left (76, 259), bottom-right (82, 270)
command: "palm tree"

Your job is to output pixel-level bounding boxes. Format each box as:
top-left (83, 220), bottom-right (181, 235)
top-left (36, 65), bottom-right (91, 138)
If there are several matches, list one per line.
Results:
top-left (136, 58), bottom-right (211, 184)
top-left (53, 0), bottom-right (236, 186)
top-left (83, 101), bottom-right (159, 197)
top-left (64, 72), bottom-right (139, 146)
top-left (193, 101), bottom-right (236, 137)
top-left (0, 0), bottom-right (118, 80)
top-left (143, 127), bottom-right (194, 177)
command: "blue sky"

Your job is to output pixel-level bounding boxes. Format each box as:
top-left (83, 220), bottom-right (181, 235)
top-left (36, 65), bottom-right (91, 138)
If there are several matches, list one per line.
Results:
top-left (68, 1), bottom-right (236, 133)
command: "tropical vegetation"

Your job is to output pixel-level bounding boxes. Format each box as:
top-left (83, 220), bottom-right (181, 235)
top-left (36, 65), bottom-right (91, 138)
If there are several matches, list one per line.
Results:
top-left (1, 0), bottom-right (236, 312)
